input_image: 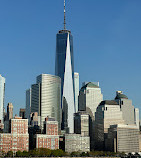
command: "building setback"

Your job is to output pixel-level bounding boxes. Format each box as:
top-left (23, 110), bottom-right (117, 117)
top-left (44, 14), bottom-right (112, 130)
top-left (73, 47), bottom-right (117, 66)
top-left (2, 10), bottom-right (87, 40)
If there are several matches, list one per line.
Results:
top-left (78, 82), bottom-right (103, 149)
top-left (115, 91), bottom-right (135, 125)
top-left (95, 100), bottom-right (125, 150)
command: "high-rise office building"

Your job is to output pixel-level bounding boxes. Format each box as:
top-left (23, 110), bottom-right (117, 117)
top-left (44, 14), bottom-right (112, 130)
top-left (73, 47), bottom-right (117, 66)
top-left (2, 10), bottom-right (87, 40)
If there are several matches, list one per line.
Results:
top-left (74, 111), bottom-right (90, 137)
top-left (95, 100), bottom-right (125, 150)
top-left (115, 91), bottom-right (135, 125)
top-left (78, 82), bottom-right (103, 150)
top-left (31, 74), bottom-right (61, 131)
top-left (7, 103), bottom-right (13, 120)
top-left (31, 83), bottom-right (40, 117)
top-left (106, 124), bottom-right (139, 153)
top-left (25, 88), bottom-right (31, 123)
top-left (4, 103), bottom-right (13, 133)
top-left (94, 100), bottom-right (124, 150)
top-left (19, 108), bottom-right (26, 119)
top-left (74, 72), bottom-right (79, 112)
top-left (55, 1), bottom-right (75, 133)
top-left (0, 75), bottom-right (5, 124)
top-left (79, 82), bottom-right (103, 120)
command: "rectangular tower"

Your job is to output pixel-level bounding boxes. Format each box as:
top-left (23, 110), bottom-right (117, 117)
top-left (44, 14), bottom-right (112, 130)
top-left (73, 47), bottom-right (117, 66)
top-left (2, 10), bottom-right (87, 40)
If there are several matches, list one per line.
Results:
top-left (25, 88), bottom-right (31, 123)
top-left (55, 30), bottom-right (75, 133)
top-left (7, 103), bottom-right (13, 120)
top-left (0, 75), bottom-right (5, 124)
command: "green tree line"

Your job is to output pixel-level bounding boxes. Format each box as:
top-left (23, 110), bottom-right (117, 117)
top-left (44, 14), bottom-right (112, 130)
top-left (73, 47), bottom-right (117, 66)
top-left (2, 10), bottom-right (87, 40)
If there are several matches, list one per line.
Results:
top-left (2, 148), bottom-right (127, 157)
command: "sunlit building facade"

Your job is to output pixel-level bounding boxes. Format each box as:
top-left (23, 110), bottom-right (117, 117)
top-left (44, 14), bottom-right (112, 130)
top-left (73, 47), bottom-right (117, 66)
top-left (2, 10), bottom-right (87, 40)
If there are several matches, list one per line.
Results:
top-left (55, 30), bottom-right (75, 133)
top-left (74, 72), bottom-right (79, 112)
top-left (0, 75), bottom-right (5, 124)
top-left (31, 74), bottom-right (61, 131)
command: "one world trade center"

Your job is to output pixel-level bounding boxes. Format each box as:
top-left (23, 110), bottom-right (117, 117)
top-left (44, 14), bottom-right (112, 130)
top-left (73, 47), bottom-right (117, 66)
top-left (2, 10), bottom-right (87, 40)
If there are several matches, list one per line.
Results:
top-left (55, 0), bottom-right (75, 133)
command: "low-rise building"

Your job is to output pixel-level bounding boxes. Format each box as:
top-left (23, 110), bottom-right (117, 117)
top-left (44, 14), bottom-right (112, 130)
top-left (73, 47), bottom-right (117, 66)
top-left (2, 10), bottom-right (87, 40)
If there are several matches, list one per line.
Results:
top-left (44, 117), bottom-right (58, 135)
top-left (106, 124), bottom-right (139, 153)
top-left (36, 134), bottom-right (59, 149)
top-left (0, 116), bottom-right (29, 153)
top-left (65, 134), bottom-right (90, 153)
top-left (35, 117), bottom-right (59, 150)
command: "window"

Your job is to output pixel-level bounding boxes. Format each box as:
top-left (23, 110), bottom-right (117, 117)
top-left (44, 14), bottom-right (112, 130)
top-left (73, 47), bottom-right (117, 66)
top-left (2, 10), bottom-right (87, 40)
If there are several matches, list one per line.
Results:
top-left (87, 90), bottom-right (89, 94)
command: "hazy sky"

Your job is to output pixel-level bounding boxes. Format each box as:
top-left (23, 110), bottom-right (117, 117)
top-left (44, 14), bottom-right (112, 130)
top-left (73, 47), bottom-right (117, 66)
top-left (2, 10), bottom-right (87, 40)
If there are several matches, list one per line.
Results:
top-left (0, 0), bottom-right (141, 117)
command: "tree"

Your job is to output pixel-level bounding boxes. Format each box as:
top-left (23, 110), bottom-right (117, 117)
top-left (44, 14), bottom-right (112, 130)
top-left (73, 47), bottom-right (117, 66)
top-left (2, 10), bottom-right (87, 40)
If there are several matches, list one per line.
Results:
top-left (51, 149), bottom-right (65, 157)
top-left (16, 150), bottom-right (23, 157)
top-left (6, 151), bottom-right (13, 157)
top-left (70, 151), bottom-right (80, 157)
top-left (22, 150), bottom-right (29, 157)
top-left (80, 152), bottom-right (89, 157)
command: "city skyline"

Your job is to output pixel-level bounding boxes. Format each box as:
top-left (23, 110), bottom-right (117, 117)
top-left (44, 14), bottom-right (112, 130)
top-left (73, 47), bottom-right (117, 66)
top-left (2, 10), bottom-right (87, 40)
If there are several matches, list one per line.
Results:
top-left (0, 0), bottom-right (141, 117)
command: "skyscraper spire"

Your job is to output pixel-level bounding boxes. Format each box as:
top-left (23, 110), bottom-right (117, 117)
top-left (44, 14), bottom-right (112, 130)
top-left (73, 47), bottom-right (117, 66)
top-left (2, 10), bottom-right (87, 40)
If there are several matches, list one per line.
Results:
top-left (64, 0), bottom-right (66, 30)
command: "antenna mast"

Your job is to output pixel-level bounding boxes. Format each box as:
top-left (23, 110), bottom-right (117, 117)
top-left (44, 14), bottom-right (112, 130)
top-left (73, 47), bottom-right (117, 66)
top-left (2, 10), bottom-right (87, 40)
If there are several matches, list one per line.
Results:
top-left (64, 0), bottom-right (66, 30)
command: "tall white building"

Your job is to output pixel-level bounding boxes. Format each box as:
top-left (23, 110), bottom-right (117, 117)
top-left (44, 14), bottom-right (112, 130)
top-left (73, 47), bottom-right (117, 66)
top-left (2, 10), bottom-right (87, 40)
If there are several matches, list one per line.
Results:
top-left (106, 124), bottom-right (139, 153)
top-left (115, 91), bottom-right (135, 125)
top-left (25, 88), bottom-right (31, 124)
top-left (31, 74), bottom-right (61, 131)
top-left (78, 82), bottom-right (103, 150)
top-left (78, 82), bottom-right (103, 120)
top-left (0, 75), bottom-right (5, 124)
top-left (74, 72), bottom-right (79, 112)
top-left (95, 100), bottom-right (125, 150)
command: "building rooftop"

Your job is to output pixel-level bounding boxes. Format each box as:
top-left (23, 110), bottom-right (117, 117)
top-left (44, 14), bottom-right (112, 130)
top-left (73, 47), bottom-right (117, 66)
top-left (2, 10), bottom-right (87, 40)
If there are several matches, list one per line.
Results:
top-left (81, 82), bottom-right (99, 90)
top-left (99, 100), bottom-right (119, 106)
top-left (59, 30), bottom-right (71, 34)
top-left (115, 93), bottom-right (128, 100)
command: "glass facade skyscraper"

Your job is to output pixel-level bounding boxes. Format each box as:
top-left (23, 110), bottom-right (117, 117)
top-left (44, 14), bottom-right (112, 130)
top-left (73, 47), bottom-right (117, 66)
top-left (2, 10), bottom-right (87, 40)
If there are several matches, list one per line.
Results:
top-left (31, 74), bottom-right (61, 131)
top-left (55, 30), bottom-right (75, 133)
top-left (25, 88), bottom-right (31, 124)
top-left (0, 75), bottom-right (5, 124)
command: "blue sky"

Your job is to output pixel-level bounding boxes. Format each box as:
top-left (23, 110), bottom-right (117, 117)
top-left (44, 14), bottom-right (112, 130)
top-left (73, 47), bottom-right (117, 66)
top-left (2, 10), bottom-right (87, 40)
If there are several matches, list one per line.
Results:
top-left (0, 0), bottom-right (141, 117)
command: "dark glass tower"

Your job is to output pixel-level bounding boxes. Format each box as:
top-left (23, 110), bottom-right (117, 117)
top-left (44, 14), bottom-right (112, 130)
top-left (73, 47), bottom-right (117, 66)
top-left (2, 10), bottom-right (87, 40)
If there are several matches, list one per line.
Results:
top-left (55, 29), bottom-right (75, 133)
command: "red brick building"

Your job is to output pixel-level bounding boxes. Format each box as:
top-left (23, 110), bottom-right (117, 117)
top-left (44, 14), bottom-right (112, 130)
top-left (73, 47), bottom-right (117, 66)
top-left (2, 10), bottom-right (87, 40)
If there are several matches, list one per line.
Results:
top-left (45, 117), bottom-right (58, 135)
top-left (36, 117), bottom-right (59, 150)
top-left (0, 116), bottom-right (29, 153)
